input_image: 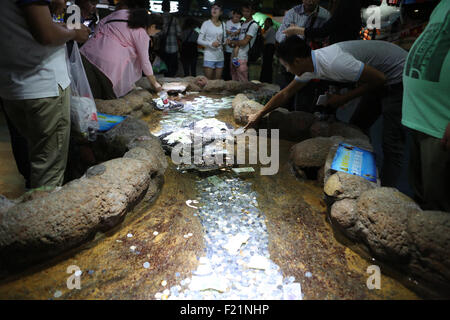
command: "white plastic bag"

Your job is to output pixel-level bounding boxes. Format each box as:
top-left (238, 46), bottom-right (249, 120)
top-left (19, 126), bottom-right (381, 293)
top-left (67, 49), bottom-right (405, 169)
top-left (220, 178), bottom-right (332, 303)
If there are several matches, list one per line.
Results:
top-left (66, 42), bottom-right (98, 140)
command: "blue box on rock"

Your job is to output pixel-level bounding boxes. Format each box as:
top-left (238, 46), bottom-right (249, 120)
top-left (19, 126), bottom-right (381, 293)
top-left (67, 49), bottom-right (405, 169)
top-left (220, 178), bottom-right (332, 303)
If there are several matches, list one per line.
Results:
top-left (331, 143), bottom-right (377, 182)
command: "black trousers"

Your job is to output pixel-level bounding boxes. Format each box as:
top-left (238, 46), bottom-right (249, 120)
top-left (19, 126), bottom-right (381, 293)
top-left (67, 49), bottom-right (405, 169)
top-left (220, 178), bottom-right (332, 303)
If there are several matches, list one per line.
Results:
top-left (1, 100), bottom-right (31, 188)
top-left (163, 52), bottom-right (179, 78)
top-left (260, 44), bottom-right (275, 83)
top-left (223, 52), bottom-right (232, 81)
top-left (350, 84), bottom-right (406, 188)
top-left (182, 53), bottom-right (198, 77)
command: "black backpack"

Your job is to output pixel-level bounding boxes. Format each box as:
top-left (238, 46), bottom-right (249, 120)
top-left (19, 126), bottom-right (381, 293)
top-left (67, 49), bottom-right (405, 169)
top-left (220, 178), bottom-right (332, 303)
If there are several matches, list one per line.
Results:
top-left (246, 21), bottom-right (263, 64)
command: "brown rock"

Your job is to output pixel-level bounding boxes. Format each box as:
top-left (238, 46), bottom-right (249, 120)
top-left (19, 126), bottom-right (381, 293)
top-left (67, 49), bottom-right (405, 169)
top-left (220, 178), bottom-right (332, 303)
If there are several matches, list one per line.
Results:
top-left (95, 99), bottom-right (133, 116)
top-left (310, 121), bottom-right (331, 137)
top-left (329, 122), bottom-right (369, 141)
top-left (100, 117), bottom-right (152, 157)
top-left (356, 187), bottom-right (421, 262)
top-left (266, 109), bottom-right (314, 141)
top-left (142, 102), bottom-right (153, 115)
top-left (232, 94), bottom-right (249, 110)
top-left (0, 195), bottom-right (16, 214)
top-left (330, 199), bottom-right (359, 240)
top-left (225, 80), bottom-right (243, 94)
top-left (407, 210), bottom-right (450, 290)
top-left (324, 171), bottom-right (377, 200)
top-left (290, 136), bottom-right (342, 169)
top-left (124, 147), bottom-right (167, 176)
top-left (233, 100), bottom-right (265, 125)
top-left (0, 158), bottom-right (154, 272)
top-left (203, 79), bottom-right (226, 93)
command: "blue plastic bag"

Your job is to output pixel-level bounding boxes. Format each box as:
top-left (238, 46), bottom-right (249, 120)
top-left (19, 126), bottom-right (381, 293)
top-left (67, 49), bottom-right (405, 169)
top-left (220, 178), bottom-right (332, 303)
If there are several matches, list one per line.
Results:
top-left (97, 113), bottom-right (125, 132)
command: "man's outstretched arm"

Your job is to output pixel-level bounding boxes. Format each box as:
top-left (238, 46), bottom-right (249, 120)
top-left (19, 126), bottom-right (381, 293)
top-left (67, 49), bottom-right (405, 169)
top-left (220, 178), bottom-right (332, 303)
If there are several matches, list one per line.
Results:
top-left (245, 80), bottom-right (307, 130)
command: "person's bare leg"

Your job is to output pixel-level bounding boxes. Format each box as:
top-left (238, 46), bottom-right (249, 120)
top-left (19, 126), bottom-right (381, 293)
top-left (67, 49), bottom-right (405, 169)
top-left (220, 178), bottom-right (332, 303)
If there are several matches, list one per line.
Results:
top-left (214, 68), bottom-right (223, 80)
top-left (204, 67), bottom-right (214, 80)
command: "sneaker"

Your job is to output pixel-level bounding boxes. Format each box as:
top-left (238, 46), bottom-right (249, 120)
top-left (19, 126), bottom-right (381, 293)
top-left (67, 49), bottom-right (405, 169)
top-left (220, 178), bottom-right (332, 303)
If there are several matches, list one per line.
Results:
top-left (168, 101), bottom-right (184, 111)
top-left (232, 57), bottom-right (240, 67)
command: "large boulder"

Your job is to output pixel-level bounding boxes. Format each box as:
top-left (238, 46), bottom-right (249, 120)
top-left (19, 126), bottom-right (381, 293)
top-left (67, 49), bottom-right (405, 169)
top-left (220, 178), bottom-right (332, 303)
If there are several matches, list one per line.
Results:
top-left (407, 210), bottom-right (450, 291)
top-left (330, 198), bottom-right (359, 240)
top-left (233, 99), bottom-right (265, 125)
top-left (225, 80), bottom-right (246, 94)
top-left (355, 188), bottom-right (421, 262)
top-left (203, 79), bottom-right (227, 93)
top-left (0, 158), bottom-right (157, 272)
top-left (264, 108), bottom-right (314, 141)
top-left (0, 196), bottom-right (16, 215)
top-left (290, 136), bottom-right (343, 169)
top-left (329, 187), bottom-right (450, 294)
top-left (232, 94), bottom-right (249, 109)
top-left (95, 88), bottom-right (153, 116)
top-left (95, 99), bottom-right (133, 116)
top-left (97, 117), bottom-right (153, 158)
top-left (310, 121), bottom-right (369, 141)
top-left (324, 171), bottom-right (377, 200)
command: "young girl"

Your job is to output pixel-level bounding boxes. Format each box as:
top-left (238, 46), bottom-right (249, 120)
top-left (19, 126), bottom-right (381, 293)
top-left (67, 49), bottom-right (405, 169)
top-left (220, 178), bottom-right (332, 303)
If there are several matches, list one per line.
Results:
top-left (224, 9), bottom-right (242, 78)
top-left (197, 3), bottom-right (225, 80)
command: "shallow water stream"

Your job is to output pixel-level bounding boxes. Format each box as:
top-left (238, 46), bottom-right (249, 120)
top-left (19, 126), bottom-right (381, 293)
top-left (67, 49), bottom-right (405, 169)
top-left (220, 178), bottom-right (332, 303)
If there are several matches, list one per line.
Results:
top-left (0, 94), bottom-right (419, 300)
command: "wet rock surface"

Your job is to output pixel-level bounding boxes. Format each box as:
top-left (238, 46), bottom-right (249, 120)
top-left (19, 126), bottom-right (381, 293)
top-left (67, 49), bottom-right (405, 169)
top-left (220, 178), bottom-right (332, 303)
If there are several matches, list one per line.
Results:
top-left (355, 188), bottom-right (420, 262)
top-left (324, 172), bottom-right (377, 200)
top-left (94, 117), bottom-right (157, 159)
top-left (0, 158), bottom-right (156, 274)
top-left (95, 88), bottom-right (153, 116)
top-left (0, 93), bottom-right (422, 300)
top-left (329, 186), bottom-right (450, 296)
top-left (290, 136), bottom-right (343, 169)
top-left (407, 210), bottom-right (450, 293)
top-left (233, 98), bottom-right (265, 125)
top-left (0, 195), bottom-right (15, 214)
top-left (262, 108), bottom-right (315, 141)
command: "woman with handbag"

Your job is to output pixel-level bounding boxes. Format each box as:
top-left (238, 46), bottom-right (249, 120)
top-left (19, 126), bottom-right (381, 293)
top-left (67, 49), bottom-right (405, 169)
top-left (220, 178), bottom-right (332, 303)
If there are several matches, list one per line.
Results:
top-left (80, 8), bottom-right (163, 100)
top-left (197, 2), bottom-right (225, 80)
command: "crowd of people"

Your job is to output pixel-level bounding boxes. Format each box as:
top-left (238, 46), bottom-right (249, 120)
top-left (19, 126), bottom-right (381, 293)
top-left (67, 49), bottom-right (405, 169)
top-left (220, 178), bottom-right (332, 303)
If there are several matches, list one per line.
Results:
top-left (0, 0), bottom-right (448, 213)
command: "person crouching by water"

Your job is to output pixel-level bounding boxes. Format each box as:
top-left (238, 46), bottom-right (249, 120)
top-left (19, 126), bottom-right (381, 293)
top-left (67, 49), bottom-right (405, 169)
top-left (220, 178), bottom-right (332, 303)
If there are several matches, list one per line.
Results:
top-left (80, 9), bottom-right (163, 100)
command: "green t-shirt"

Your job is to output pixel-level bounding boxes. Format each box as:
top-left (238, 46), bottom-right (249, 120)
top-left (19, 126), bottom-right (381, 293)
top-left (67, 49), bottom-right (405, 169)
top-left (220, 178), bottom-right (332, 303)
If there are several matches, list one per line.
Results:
top-left (402, 0), bottom-right (450, 139)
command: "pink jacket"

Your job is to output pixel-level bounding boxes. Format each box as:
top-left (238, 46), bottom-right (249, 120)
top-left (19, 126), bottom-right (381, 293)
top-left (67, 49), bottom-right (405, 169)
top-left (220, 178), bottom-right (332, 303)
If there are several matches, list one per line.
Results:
top-left (80, 10), bottom-right (153, 98)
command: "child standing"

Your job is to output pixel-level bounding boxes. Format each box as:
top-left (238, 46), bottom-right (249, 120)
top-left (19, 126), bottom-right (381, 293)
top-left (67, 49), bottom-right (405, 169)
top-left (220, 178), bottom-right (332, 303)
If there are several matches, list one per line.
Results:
top-left (224, 9), bottom-right (242, 80)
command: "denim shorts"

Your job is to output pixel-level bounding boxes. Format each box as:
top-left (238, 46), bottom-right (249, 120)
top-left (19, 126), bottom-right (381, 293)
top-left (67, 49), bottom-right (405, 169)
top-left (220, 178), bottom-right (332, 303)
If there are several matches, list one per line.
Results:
top-left (204, 60), bottom-right (225, 69)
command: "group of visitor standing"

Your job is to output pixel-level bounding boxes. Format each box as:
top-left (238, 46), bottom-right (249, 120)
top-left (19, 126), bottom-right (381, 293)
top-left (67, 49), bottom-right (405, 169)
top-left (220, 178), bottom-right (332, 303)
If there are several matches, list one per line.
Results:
top-left (244, 0), bottom-right (449, 212)
top-left (197, 2), bottom-right (259, 82)
top-left (0, 0), bottom-right (163, 190)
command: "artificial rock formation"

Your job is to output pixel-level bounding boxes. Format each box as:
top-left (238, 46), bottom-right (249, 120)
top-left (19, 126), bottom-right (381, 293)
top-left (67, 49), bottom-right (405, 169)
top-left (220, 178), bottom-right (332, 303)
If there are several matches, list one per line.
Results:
top-left (263, 108), bottom-right (315, 141)
top-left (327, 181), bottom-right (450, 296)
top-left (290, 136), bottom-right (344, 169)
top-left (95, 88), bottom-right (153, 117)
top-left (232, 95), bottom-right (265, 125)
top-left (0, 118), bottom-right (167, 275)
top-left (324, 171), bottom-right (377, 200)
